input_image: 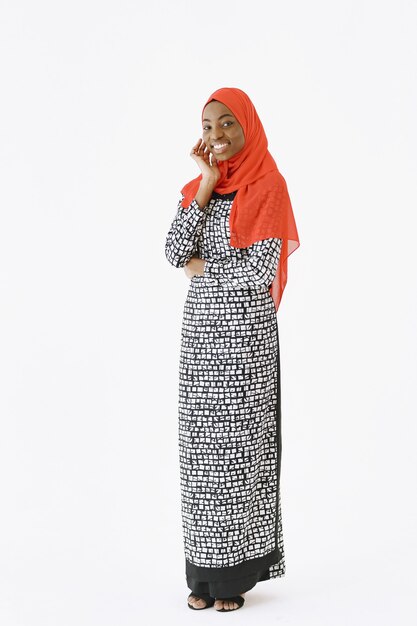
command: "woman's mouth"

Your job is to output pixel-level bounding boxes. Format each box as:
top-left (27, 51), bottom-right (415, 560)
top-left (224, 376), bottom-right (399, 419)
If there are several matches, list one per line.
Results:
top-left (212, 142), bottom-right (230, 154)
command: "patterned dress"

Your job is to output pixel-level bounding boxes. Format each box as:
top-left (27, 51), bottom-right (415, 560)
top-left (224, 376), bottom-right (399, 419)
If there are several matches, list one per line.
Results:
top-left (165, 189), bottom-right (285, 598)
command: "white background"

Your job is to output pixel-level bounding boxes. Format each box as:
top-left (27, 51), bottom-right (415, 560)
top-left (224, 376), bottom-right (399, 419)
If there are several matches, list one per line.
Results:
top-left (1, 1), bottom-right (416, 624)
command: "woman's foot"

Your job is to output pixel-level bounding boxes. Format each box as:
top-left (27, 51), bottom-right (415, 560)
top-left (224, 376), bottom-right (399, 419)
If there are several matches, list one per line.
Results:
top-left (187, 593), bottom-right (214, 609)
top-left (214, 592), bottom-right (246, 611)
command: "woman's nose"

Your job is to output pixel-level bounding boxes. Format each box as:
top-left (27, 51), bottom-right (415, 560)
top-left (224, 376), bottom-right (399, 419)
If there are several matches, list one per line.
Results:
top-left (211, 128), bottom-right (225, 141)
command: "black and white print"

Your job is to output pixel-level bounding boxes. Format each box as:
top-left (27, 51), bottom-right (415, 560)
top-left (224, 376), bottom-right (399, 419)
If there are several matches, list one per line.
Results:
top-left (165, 190), bottom-right (285, 596)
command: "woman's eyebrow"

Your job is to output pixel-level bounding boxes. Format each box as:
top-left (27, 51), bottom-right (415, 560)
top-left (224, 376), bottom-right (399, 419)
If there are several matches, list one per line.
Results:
top-left (202, 113), bottom-right (234, 122)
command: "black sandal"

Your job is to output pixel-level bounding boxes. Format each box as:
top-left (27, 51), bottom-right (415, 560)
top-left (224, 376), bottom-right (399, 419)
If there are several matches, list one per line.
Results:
top-left (187, 592), bottom-right (216, 610)
top-left (215, 594), bottom-right (245, 611)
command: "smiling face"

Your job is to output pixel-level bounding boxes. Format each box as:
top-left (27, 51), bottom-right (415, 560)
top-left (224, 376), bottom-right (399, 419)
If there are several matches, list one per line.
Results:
top-left (202, 100), bottom-right (245, 160)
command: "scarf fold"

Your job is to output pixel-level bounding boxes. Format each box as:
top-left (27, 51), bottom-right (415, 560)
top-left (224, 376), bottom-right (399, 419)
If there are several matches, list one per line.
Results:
top-left (180, 87), bottom-right (300, 312)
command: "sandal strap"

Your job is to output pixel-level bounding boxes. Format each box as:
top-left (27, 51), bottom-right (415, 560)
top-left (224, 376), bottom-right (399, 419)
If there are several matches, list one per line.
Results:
top-left (216, 595), bottom-right (245, 607)
top-left (188, 592), bottom-right (215, 603)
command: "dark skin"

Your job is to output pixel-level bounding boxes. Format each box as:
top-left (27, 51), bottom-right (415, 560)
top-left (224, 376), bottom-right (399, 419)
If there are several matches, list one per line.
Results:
top-left (184, 102), bottom-right (247, 611)
top-left (184, 100), bottom-right (246, 283)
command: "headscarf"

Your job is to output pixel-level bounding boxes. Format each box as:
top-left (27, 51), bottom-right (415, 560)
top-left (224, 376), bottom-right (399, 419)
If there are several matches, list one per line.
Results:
top-left (180, 86), bottom-right (300, 312)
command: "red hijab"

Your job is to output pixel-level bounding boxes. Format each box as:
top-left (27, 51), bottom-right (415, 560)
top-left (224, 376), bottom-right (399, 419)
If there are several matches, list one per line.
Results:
top-left (180, 87), bottom-right (300, 312)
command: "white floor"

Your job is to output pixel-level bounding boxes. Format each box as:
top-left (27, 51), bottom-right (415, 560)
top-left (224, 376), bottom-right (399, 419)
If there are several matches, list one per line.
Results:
top-left (1, 537), bottom-right (415, 626)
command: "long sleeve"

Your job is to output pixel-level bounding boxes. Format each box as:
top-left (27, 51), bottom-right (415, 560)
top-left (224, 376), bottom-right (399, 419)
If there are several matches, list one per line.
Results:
top-left (203, 237), bottom-right (283, 289)
top-left (165, 196), bottom-right (207, 268)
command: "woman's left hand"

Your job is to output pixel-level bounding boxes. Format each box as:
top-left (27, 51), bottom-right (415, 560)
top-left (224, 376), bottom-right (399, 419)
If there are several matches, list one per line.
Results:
top-left (184, 257), bottom-right (206, 279)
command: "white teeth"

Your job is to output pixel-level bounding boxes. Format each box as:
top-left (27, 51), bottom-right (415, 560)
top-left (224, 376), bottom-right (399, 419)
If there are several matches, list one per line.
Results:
top-left (213, 143), bottom-right (229, 148)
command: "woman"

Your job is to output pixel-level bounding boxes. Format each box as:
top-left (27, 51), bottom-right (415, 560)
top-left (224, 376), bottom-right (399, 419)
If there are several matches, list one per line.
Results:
top-left (165, 87), bottom-right (300, 612)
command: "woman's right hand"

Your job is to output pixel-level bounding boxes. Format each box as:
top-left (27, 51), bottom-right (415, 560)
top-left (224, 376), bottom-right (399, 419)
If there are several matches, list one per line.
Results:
top-left (190, 139), bottom-right (221, 186)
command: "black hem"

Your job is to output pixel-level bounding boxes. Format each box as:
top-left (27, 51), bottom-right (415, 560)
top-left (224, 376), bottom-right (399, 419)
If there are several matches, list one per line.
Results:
top-left (185, 543), bottom-right (282, 583)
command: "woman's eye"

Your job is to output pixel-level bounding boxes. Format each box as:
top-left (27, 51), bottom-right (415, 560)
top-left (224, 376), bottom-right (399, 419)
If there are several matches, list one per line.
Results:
top-left (203, 121), bottom-right (233, 131)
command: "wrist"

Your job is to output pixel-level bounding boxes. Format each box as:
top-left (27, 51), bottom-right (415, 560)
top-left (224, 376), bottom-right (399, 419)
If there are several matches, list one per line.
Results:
top-left (200, 177), bottom-right (217, 190)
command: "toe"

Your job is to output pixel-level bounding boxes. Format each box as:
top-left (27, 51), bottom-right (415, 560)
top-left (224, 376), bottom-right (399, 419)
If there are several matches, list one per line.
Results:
top-left (214, 597), bottom-right (244, 611)
top-left (188, 594), bottom-right (207, 609)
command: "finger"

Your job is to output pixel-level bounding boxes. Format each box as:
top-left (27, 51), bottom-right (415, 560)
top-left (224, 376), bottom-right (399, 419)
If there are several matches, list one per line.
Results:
top-left (190, 138), bottom-right (203, 154)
